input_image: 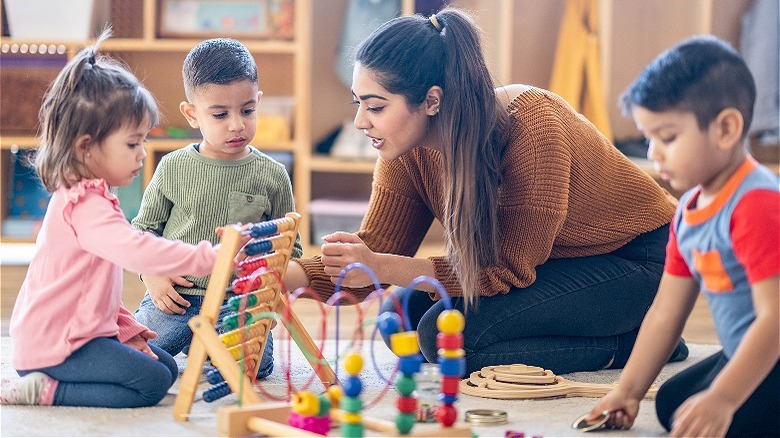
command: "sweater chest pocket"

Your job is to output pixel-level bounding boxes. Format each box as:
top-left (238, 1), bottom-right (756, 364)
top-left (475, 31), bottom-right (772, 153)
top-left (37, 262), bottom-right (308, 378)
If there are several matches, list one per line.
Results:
top-left (228, 191), bottom-right (270, 225)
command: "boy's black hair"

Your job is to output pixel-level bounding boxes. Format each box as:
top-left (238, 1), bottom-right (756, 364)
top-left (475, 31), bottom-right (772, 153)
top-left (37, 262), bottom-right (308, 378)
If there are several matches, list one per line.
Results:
top-left (182, 38), bottom-right (257, 100)
top-left (620, 35), bottom-right (756, 137)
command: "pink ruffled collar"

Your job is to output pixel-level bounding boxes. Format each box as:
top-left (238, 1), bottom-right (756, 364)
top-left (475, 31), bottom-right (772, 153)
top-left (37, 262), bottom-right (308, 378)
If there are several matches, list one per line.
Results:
top-left (65, 178), bottom-right (119, 207)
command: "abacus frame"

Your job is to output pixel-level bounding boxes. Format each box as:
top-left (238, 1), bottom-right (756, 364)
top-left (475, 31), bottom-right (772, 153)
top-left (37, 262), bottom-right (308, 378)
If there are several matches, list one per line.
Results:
top-left (173, 212), bottom-right (337, 421)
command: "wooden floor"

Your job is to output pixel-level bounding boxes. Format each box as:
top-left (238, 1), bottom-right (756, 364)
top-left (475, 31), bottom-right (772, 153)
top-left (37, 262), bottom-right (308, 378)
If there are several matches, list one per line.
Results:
top-left (1, 264), bottom-right (719, 344)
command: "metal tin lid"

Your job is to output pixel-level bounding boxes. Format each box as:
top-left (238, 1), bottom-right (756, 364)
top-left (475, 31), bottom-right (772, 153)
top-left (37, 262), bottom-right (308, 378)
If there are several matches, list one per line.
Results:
top-left (571, 411), bottom-right (610, 432)
top-left (465, 409), bottom-right (508, 425)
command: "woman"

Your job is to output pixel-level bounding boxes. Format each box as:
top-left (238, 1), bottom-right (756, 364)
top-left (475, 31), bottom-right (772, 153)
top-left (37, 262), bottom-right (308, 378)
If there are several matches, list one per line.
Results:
top-left (286, 8), bottom-right (685, 374)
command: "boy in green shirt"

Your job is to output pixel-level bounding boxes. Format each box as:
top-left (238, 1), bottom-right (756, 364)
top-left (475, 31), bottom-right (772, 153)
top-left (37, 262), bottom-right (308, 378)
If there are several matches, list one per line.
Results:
top-left (133, 38), bottom-right (302, 379)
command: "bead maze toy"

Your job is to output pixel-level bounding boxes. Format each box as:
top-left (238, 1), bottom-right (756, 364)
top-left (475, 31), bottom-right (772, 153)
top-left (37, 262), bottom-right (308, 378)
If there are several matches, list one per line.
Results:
top-left (459, 364), bottom-right (659, 399)
top-left (173, 212), bottom-right (337, 421)
top-left (215, 264), bottom-right (472, 437)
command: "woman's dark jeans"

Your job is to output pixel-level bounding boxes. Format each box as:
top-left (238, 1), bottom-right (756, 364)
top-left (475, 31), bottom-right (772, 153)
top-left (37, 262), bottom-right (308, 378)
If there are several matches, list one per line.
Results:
top-left (380, 225), bottom-right (669, 375)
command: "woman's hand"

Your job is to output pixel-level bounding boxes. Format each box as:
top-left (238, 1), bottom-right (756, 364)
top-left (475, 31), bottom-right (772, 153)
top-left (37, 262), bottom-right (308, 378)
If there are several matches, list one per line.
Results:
top-left (670, 389), bottom-right (735, 437)
top-left (587, 388), bottom-right (641, 430)
top-left (124, 330), bottom-right (159, 359)
top-left (320, 232), bottom-right (380, 287)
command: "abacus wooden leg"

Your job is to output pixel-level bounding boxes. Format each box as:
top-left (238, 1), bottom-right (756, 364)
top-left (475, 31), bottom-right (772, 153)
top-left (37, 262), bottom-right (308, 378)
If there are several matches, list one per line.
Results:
top-left (277, 294), bottom-right (337, 386)
top-left (173, 225), bottom-right (245, 421)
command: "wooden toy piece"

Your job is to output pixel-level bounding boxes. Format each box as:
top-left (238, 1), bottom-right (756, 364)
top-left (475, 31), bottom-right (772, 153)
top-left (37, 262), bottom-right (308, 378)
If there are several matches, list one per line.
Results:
top-left (173, 213), bottom-right (337, 422)
top-left (459, 364), bottom-right (659, 400)
top-left (217, 402), bottom-right (473, 437)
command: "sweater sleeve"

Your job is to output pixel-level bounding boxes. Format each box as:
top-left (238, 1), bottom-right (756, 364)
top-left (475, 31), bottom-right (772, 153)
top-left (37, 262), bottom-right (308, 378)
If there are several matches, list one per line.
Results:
top-left (298, 157), bottom-right (434, 301)
top-left (131, 156), bottom-right (172, 235)
top-left (67, 183), bottom-right (217, 277)
top-left (116, 305), bottom-right (148, 343)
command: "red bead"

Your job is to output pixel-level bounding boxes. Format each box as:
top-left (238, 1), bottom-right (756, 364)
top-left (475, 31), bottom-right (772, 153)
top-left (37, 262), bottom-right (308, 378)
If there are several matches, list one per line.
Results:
top-left (395, 395), bottom-right (418, 413)
top-left (436, 333), bottom-right (463, 350)
top-left (436, 403), bottom-right (458, 426)
top-left (441, 376), bottom-right (460, 394)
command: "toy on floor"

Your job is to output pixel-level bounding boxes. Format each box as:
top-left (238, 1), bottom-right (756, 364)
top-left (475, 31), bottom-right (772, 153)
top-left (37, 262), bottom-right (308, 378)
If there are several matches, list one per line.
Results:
top-left (216, 263), bottom-right (472, 437)
top-left (459, 364), bottom-right (659, 399)
top-left (173, 213), bottom-right (336, 421)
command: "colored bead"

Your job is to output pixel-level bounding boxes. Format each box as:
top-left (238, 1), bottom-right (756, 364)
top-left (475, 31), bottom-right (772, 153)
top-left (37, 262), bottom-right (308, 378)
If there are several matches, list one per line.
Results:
top-left (206, 367), bottom-right (223, 384)
top-left (397, 354), bottom-right (422, 375)
top-left (436, 403), bottom-right (458, 427)
top-left (504, 430), bottom-right (525, 438)
top-left (244, 239), bottom-right (273, 256)
top-left (441, 376), bottom-right (460, 394)
top-left (438, 356), bottom-right (466, 377)
top-left (341, 422), bottom-right (364, 438)
top-left (437, 347), bottom-right (465, 359)
top-left (395, 375), bottom-right (416, 396)
top-left (396, 395), bottom-right (418, 413)
top-left (341, 412), bottom-right (362, 424)
top-left (438, 394), bottom-right (458, 405)
top-left (291, 391), bottom-right (319, 416)
top-left (343, 351), bottom-right (364, 375)
top-left (202, 381), bottom-right (230, 402)
top-left (436, 309), bottom-right (465, 334)
top-left (436, 332), bottom-right (464, 350)
top-left (339, 396), bottom-right (363, 413)
top-left (390, 331), bottom-right (420, 356)
top-left (325, 385), bottom-right (342, 408)
top-left (342, 376), bottom-right (363, 397)
top-left (377, 312), bottom-right (401, 336)
top-left (395, 412), bottom-right (416, 434)
top-left (248, 221), bottom-right (278, 238)
top-left (316, 393), bottom-right (332, 417)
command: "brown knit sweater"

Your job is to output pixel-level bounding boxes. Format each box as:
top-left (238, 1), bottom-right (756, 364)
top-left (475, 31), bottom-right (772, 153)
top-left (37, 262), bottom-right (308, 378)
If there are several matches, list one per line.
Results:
top-left (298, 87), bottom-right (677, 300)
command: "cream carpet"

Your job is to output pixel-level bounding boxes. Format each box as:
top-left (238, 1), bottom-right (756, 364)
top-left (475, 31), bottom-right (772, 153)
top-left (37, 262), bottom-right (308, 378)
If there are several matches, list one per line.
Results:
top-left (1, 334), bottom-right (721, 437)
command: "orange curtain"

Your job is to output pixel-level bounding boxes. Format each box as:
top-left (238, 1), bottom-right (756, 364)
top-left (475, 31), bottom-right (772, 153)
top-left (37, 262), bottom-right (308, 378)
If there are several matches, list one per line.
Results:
top-left (549, 0), bottom-right (612, 140)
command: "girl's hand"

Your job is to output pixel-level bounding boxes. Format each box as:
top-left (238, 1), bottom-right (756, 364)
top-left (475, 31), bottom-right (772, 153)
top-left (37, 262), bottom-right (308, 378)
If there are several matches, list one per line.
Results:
top-left (587, 388), bottom-right (641, 430)
top-left (671, 389), bottom-right (735, 437)
top-left (124, 331), bottom-right (158, 359)
top-left (320, 232), bottom-right (379, 287)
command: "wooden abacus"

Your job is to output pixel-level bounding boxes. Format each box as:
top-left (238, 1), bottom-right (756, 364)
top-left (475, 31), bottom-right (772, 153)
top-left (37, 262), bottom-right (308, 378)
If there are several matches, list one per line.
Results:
top-left (173, 212), bottom-right (337, 421)
top-left (214, 270), bottom-right (472, 437)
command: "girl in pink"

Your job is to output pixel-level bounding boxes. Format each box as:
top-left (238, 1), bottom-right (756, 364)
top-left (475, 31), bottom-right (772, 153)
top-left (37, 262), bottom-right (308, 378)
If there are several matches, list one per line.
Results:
top-left (1, 31), bottom-right (221, 408)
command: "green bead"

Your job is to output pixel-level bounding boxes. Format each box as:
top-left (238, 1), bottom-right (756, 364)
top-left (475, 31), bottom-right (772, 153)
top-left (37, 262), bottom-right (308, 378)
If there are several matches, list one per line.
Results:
top-left (395, 413), bottom-right (416, 434)
top-left (339, 396), bottom-right (363, 413)
top-left (341, 422), bottom-right (364, 438)
top-left (395, 375), bottom-right (416, 396)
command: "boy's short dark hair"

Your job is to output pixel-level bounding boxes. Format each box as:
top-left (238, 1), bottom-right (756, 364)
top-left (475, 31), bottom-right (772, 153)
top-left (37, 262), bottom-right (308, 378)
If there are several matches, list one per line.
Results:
top-left (620, 35), bottom-right (756, 137)
top-left (182, 38), bottom-right (258, 100)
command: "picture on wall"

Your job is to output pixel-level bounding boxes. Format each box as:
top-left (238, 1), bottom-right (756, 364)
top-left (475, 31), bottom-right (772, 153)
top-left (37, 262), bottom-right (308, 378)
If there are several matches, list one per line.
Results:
top-left (158, 0), bottom-right (294, 39)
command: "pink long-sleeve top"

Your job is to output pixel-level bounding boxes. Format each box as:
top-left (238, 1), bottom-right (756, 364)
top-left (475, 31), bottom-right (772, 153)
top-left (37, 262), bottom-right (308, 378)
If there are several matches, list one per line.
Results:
top-left (10, 179), bottom-right (218, 370)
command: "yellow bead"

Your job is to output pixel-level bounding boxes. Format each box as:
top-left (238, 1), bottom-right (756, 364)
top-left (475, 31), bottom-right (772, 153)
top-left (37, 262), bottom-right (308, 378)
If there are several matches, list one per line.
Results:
top-left (343, 351), bottom-right (364, 375)
top-left (326, 385), bottom-right (342, 408)
top-left (438, 347), bottom-right (465, 359)
top-left (342, 412), bottom-right (362, 424)
top-left (291, 391), bottom-right (319, 415)
top-left (390, 331), bottom-right (420, 356)
top-left (437, 310), bottom-right (465, 334)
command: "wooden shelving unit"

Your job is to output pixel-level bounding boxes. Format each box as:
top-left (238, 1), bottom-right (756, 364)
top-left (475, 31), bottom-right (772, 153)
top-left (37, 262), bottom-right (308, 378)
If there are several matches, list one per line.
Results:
top-left (0, 0), bottom-right (313, 244)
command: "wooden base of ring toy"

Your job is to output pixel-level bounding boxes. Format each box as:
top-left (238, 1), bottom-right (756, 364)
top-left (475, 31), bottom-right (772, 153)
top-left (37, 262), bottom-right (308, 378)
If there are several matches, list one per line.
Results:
top-left (459, 364), bottom-right (658, 399)
top-left (217, 402), bottom-right (472, 437)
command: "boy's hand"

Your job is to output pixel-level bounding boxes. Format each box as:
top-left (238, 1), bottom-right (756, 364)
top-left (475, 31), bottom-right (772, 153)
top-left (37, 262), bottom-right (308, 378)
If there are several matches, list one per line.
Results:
top-left (587, 388), bottom-right (641, 430)
top-left (124, 331), bottom-right (158, 359)
top-left (143, 274), bottom-right (192, 315)
top-left (671, 389), bottom-right (735, 437)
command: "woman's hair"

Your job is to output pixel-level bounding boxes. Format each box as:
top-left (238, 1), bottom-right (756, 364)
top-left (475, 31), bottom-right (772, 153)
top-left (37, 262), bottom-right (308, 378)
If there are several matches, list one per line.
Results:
top-left (34, 28), bottom-right (159, 192)
top-left (355, 8), bottom-right (508, 307)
